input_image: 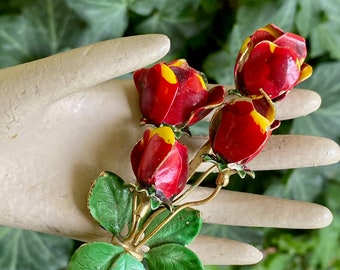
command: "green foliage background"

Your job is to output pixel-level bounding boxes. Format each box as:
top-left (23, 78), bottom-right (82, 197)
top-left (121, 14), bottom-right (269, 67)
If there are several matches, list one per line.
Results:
top-left (0, 0), bottom-right (339, 269)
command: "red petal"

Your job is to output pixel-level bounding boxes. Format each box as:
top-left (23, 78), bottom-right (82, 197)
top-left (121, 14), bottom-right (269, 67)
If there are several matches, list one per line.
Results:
top-left (185, 85), bottom-right (226, 126)
top-left (235, 24), bottom-right (284, 68)
top-left (210, 98), bottom-right (271, 164)
top-left (175, 142), bottom-right (189, 192)
top-left (153, 142), bottom-right (188, 199)
top-left (274, 32), bottom-right (307, 63)
top-left (249, 24), bottom-right (284, 45)
top-left (134, 129), bottom-right (173, 185)
top-left (130, 137), bottom-right (145, 178)
top-left (238, 41), bottom-right (300, 99)
top-left (133, 64), bottom-right (178, 125)
top-left (163, 66), bottom-right (208, 125)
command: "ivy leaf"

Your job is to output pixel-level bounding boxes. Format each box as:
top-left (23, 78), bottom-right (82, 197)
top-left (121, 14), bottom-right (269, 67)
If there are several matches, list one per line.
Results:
top-left (265, 253), bottom-right (295, 270)
top-left (131, 0), bottom-right (206, 37)
top-left (325, 182), bottom-right (340, 212)
top-left (145, 243), bottom-right (204, 270)
top-left (0, 227), bottom-right (73, 270)
top-left (128, 0), bottom-right (160, 16)
top-left (130, 0), bottom-right (210, 58)
top-left (0, 0), bottom-right (84, 68)
top-left (295, 0), bottom-right (340, 59)
top-left (68, 242), bottom-right (144, 269)
top-left (305, 0), bottom-right (340, 59)
top-left (295, 0), bottom-right (320, 37)
top-left (310, 214), bottom-right (340, 269)
top-left (265, 168), bottom-right (324, 201)
top-left (65, 0), bottom-right (129, 44)
top-left (144, 207), bottom-right (202, 248)
top-left (203, 50), bottom-right (235, 85)
top-left (200, 223), bottom-right (264, 246)
top-left (233, 0), bottom-right (297, 35)
top-left (301, 182), bottom-right (340, 269)
top-left (88, 171), bottom-right (132, 236)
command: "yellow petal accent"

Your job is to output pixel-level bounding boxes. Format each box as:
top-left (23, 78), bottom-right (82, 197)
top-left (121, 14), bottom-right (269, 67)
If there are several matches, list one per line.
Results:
top-left (149, 126), bottom-right (175, 145)
top-left (160, 64), bottom-right (177, 84)
top-left (194, 73), bottom-right (207, 90)
top-left (296, 58), bottom-right (301, 68)
top-left (168, 59), bottom-right (187, 67)
top-left (239, 36), bottom-right (251, 55)
top-left (250, 110), bottom-right (271, 134)
top-left (251, 90), bottom-right (276, 124)
top-left (298, 63), bottom-right (313, 83)
top-left (261, 24), bottom-right (283, 39)
top-left (268, 42), bottom-right (277, 53)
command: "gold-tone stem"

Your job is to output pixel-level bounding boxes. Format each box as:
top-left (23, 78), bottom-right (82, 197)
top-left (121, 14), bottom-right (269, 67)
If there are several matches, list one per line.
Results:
top-left (124, 190), bottom-right (151, 243)
top-left (125, 190), bottom-right (138, 238)
top-left (132, 207), bottom-right (168, 246)
top-left (112, 236), bottom-right (144, 261)
top-left (134, 175), bottom-right (226, 250)
top-left (186, 180), bottom-right (223, 208)
top-left (134, 206), bottom-right (186, 249)
top-left (173, 164), bottom-right (216, 205)
top-left (188, 140), bottom-right (212, 180)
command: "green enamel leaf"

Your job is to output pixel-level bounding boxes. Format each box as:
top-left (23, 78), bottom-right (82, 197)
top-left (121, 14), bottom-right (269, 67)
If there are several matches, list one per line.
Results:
top-left (112, 252), bottom-right (145, 270)
top-left (88, 171), bottom-right (132, 236)
top-left (0, 227), bottom-right (73, 270)
top-left (145, 243), bottom-right (204, 270)
top-left (144, 207), bottom-right (202, 248)
top-left (68, 242), bottom-right (144, 270)
top-left (150, 196), bottom-right (162, 210)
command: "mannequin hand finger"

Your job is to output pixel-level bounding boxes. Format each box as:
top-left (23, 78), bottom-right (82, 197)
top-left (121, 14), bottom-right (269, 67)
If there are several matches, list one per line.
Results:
top-left (274, 89), bottom-right (321, 120)
top-left (184, 134), bottom-right (340, 171)
top-left (206, 86), bottom-right (321, 120)
top-left (185, 187), bottom-right (333, 229)
top-left (189, 235), bottom-right (263, 265)
top-left (0, 35), bottom-right (170, 139)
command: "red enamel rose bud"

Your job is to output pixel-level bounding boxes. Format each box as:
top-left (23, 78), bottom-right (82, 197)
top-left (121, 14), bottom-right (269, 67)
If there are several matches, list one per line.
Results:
top-left (133, 59), bottom-right (225, 128)
top-left (234, 23), bottom-right (313, 100)
top-left (209, 93), bottom-right (279, 166)
top-left (130, 126), bottom-right (188, 201)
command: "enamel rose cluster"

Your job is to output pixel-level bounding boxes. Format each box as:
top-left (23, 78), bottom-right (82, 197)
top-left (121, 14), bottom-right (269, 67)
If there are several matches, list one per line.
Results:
top-left (68, 24), bottom-right (312, 270)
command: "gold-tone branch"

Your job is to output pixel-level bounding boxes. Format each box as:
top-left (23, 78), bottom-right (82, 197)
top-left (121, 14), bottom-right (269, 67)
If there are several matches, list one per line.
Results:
top-left (187, 140), bottom-right (212, 179)
top-left (134, 175), bottom-right (226, 250)
top-left (173, 164), bottom-right (216, 205)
